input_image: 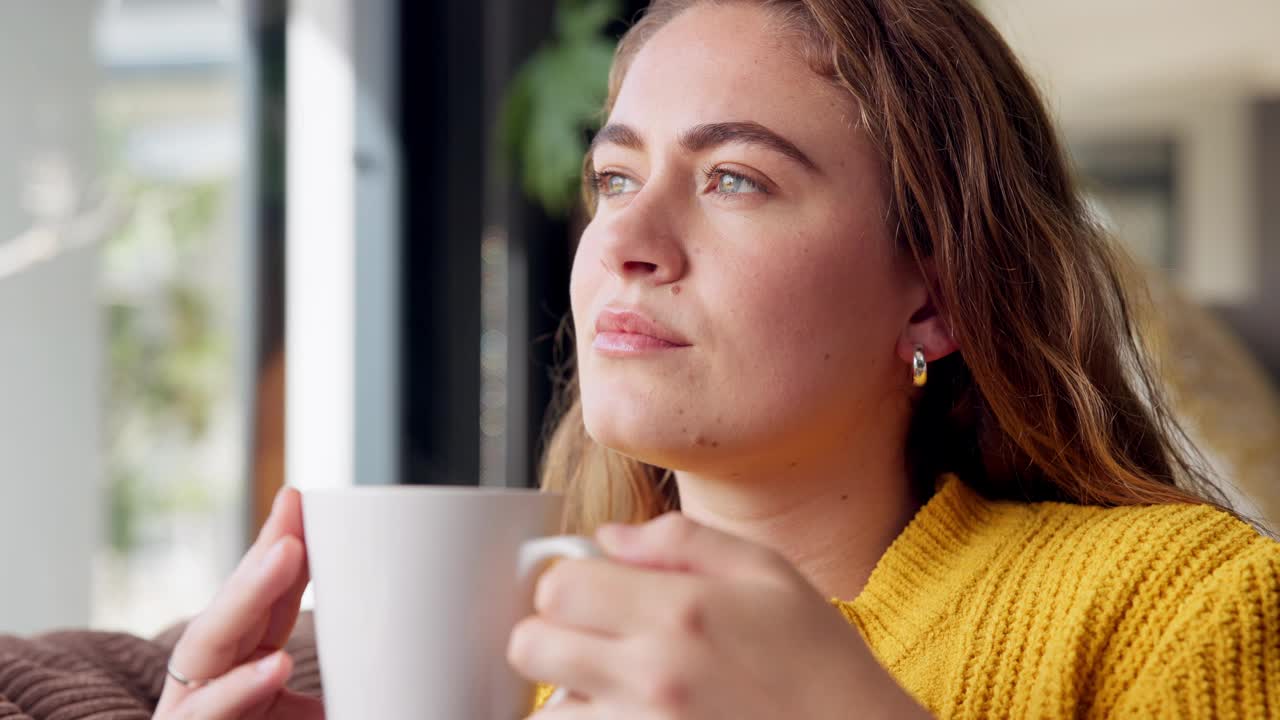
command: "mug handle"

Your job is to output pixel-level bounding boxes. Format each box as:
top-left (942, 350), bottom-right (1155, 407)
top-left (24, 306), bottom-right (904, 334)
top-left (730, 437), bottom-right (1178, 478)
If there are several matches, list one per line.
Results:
top-left (516, 535), bottom-right (603, 709)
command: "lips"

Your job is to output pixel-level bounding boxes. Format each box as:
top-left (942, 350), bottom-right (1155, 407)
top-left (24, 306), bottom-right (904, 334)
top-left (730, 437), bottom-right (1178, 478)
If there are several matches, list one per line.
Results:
top-left (593, 308), bottom-right (690, 354)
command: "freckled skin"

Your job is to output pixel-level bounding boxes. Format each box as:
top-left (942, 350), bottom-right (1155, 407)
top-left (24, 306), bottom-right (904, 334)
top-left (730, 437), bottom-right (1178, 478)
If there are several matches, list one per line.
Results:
top-left (571, 3), bottom-right (928, 477)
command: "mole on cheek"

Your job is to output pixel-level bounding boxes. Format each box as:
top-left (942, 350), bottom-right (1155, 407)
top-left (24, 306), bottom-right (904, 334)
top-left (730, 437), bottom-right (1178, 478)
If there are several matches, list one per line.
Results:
top-left (671, 284), bottom-right (682, 295)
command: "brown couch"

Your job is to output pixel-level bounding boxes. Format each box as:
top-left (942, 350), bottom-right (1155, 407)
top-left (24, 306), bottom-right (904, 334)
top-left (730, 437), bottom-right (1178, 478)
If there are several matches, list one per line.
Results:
top-left (0, 612), bottom-right (322, 719)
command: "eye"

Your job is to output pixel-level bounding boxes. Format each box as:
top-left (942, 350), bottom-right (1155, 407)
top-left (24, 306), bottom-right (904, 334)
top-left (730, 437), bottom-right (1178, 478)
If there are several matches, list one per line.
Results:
top-left (705, 168), bottom-right (766, 195)
top-left (593, 171), bottom-right (640, 197)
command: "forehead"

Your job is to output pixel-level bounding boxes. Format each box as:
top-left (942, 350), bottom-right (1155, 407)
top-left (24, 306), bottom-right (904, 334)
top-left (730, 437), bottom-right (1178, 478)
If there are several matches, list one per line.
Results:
top-left (608, 3), bottom-right (855, 146)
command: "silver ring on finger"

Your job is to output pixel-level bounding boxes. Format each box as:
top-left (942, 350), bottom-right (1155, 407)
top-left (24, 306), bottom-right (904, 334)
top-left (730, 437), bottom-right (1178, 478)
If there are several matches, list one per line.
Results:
top-left (166, 659), bottom-right (212, 690)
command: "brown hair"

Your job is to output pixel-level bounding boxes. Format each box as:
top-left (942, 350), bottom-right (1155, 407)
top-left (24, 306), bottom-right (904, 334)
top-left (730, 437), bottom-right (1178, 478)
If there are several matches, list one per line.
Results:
top-left (541, 0), bottom-right (1236, 533)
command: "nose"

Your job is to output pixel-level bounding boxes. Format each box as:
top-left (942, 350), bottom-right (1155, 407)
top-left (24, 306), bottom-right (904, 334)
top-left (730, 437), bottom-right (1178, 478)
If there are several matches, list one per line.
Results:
top-left (595, 186), bottom-right (688, 287)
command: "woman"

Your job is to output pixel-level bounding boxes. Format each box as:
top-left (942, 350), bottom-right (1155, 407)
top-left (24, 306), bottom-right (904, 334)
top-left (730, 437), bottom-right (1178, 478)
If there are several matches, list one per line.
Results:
top-left (155, 0), bottom-right (1280, 718)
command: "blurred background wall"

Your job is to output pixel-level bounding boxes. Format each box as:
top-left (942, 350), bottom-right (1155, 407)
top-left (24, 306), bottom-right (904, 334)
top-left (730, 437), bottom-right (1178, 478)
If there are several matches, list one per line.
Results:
top-left (1, 0), bottom-right (251, 635)
top-left (0, 0), bottom-right (1275, 638)
top-left (0, 1), bottom-right (104, 635)
top-left (986, 0), bottom-right (1280, 376)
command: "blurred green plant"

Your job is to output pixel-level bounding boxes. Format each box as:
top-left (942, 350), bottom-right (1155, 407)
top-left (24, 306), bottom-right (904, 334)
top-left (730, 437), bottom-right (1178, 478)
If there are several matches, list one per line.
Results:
top-left (499, 0), bottom-right (619, 216)
top-left (100, 140), bottom-right (227, 553)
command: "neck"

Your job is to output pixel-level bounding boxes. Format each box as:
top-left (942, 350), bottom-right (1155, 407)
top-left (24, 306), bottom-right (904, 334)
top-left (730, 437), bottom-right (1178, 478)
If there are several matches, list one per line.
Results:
top-left (673, 441), bottom-right (921, 601)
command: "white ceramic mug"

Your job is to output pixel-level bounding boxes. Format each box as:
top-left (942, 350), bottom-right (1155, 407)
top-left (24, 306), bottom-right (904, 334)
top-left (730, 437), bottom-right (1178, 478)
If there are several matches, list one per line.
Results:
top-left (302, 485), bottom-right (596, 720)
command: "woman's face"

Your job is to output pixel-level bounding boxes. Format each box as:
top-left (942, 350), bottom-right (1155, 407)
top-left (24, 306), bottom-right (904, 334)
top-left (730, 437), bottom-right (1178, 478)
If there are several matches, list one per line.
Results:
top-left (572, 3), bottom-right (927, 475)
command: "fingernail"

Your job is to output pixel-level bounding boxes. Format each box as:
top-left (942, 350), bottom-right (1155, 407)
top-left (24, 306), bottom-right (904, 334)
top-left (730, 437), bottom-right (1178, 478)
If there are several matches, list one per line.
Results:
top-left (261, 539), bottom-right (287, 571)
top-left (256, 651), bottom-right (282, 675)
top-left (271, 486), bottom-right (287, 515)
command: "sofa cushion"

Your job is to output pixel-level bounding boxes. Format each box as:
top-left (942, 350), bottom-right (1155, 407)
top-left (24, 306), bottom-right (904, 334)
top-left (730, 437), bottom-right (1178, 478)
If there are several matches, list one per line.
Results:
top-left (0, 612), bottom-right (321, 719)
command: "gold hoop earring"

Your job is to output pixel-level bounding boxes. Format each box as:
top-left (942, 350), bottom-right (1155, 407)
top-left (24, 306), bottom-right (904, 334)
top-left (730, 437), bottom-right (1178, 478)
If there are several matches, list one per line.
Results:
top-left (912, 346), bottom-right (927, 387)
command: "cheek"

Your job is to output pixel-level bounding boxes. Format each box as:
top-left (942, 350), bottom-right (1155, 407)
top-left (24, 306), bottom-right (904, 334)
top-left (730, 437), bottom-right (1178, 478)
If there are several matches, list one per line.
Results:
top-left (568, 232), bottom-right (602, 338)
top-left (747, 241), bottom-right (895, 345)
top-left (569, 229), bottom-right (616, 401)
top-left (718, 231), bottom-right (905, 403)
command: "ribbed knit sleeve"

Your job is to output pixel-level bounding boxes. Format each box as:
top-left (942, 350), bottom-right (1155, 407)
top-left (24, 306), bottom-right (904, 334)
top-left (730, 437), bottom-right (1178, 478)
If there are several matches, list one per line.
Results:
top-left (1112, 539), bottom-right (1280, 717)
top-left (532, 682), bottom-right (555, 713)
top-left (840, 476), bottom-right (1280, 719)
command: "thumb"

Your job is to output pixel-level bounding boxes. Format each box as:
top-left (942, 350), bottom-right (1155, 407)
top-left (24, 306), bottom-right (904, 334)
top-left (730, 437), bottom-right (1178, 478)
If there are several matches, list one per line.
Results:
top-left (594, 511), bottom-right (786, 581)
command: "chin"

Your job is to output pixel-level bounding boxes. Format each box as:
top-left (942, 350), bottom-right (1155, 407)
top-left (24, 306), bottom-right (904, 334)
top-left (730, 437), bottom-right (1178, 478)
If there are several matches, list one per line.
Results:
top-left (582, 398), bottom-right (661, 454)
top-left (584, 398), bottom-right (748, 479)
top-left (580, 392), bottom-right (689, 465)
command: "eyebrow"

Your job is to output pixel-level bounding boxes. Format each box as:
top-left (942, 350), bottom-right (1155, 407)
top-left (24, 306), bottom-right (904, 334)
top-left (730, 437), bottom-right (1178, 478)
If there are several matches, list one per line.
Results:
top-left (589, 121), bottom-right (819, 173)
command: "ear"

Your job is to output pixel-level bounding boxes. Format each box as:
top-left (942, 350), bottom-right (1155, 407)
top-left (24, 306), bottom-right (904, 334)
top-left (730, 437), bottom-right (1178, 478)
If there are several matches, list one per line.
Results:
top-left (896, 258), bottom-right (958, 368)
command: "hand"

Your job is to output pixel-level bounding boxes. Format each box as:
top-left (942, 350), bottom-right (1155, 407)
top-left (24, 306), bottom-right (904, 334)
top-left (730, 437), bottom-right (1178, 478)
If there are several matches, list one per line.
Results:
top-left (507, 512), bottom-right (931, 719)
top-left (153, 487), bottom-right (324, 720)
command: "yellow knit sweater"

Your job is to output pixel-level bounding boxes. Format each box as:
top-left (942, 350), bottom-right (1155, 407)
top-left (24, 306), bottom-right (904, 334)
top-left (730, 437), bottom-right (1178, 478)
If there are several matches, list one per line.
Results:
top-left (532, 474), bottom-right (1280, 717)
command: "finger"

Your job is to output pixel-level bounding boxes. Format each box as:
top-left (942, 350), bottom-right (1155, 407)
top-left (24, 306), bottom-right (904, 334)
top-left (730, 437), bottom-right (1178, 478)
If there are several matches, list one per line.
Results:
top-left (177, 650), bottom-right (294, 720)
top-left (216, 486), bottom-right (313, 667)
top-left (528, 707), bottom-right (593, 720)
top-left (260, 488), bottom-right (312, 647)
top-left (245, 486), bottom-right (306, 572)
top-left (507, 615), bottom-right (621, 700)
top-left (168, 532), bottom-right (306, 690)
top-left (549, 689), bottom-right (590, 706)
top-left (596, 512), bottom-right (791, 582)
top-left (534, 557), bottom-right (698, 636)
top-left (529, 698), bottom-right (647, 720)
top-left (260, 543), bottom-right (310, 650)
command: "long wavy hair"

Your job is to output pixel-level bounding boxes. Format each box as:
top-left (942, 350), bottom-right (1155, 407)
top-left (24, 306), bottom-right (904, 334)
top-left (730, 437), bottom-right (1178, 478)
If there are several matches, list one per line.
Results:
top-left (540, 0), bottom-right (1236, 534)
